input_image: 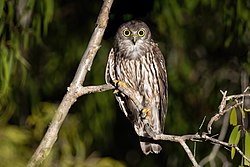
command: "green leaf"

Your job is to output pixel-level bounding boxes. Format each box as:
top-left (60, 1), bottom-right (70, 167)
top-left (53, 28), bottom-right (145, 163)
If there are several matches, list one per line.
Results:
top-left (32, 15), bottom-right (42, 42)
top-left (0, 0), bottom-right (4, 18)
top-left (229, 125), bottom-right (240, 144)
top-left (0, 19), bottom-right (4, 36)
top-left (235, 130), bottom-right (241, 144)
top-left (245, 132), bottom-right (250, 166)
top-left (229, 125), bottom-right (241, 159)
top-left (232, 130), bottom-right (241, 159)
top-left (43, 0), bottom-right (54, 35)
top-left (224, 35), bottom-right (233, 47)
top-left (231, 147), bottom-right (236, 160)
top-left (230, 107), bottom-right (237, 126)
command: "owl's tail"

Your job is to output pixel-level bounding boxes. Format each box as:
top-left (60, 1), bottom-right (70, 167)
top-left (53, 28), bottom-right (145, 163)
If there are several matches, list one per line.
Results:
top-left (140, 142), bottom-right (162, 155)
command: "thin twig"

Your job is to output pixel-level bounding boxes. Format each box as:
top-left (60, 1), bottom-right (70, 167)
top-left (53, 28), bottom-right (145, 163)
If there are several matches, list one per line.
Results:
top-left (199, 111), bottom-right (230, 166)
top-left (153, 133), bottom-right (250, 164)
top-left (179, 140), bottom-right (200, 167)
top-left (226, 93), bottom-right (250, 101)
top-left (207, 91), bottom-right (250, 134)
top-left (27, 0), bottom-right (114, 166)
top-left (203, 135), bottom-right (250, 163)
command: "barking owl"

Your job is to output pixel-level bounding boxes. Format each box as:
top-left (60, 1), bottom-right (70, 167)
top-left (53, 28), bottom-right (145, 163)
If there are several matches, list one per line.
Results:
top-left (105, 20), bottom-right (168, 155)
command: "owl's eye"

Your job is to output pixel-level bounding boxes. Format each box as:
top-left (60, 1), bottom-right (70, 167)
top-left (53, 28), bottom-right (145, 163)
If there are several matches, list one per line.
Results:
top-left (123, 29), bottom-right (131, 37)
top-left (138, 29), bottom-right (145, 36)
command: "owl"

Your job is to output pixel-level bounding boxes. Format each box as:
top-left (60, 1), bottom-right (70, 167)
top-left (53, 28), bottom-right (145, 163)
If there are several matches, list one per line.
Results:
top-left (105, 20), bottom-right (168, 155)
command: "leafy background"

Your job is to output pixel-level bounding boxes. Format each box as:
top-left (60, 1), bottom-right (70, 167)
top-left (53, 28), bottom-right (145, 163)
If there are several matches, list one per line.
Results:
top-left (0, 0), bottom-right (250, 166)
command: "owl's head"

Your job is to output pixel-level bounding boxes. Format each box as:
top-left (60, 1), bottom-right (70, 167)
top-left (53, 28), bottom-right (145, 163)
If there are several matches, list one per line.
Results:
top-left (115, 20), bottom-right (152, 58)
top-left (116, 20), bottom-right (151, 44)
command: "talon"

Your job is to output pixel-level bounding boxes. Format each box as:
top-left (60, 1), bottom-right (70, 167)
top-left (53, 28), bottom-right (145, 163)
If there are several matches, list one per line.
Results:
top-left (112, 80), bottom-right (128, 88)
top-left (142, 108), bottom-right (151, 120)
top-left (113, 89), bottom-right (119, 94)
top-left (113, 80), bottom-right (119, 86)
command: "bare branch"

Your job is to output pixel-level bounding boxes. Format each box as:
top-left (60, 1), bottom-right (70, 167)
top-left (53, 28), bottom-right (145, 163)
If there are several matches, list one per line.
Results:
top-left (153, 133), bottom-right (250, 164)
top-left (77, 84), bottom-right (114, 96)
top-left (27, 0), bottom-right (114, 166)
top-left (72, 0), bottom-right (114, 86)
top-left (199, 112), bottom-right (231, 166)
top-left (202, 135), bottom-right (250, 163)
top-left (115, 80), bottom-right (250, 165)
top-left (207, 90), bottom-right (250, 133)
top-left (207, 101), bottom-right (242, 134)
top-left (226, 93), bottom-right (250, 101)
top-left (179, 140), bottom-right (200, 167)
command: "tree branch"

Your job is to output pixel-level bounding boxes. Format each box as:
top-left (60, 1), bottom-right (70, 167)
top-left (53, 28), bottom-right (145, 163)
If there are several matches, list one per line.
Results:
top-left (114, 84), bottom-right (250, 166)
top-left (153, 133), bottom-right (250, 164)
top-left (77, 84), bottom-right (114, 96)
top-left (199, 112), bottom-right (231, 166)
top-left (179, 140), bottom-right (200, 167)
top-left (207, 90), bottom-right (250, 134)
top-left (27, 0), bottom-right (114, 166)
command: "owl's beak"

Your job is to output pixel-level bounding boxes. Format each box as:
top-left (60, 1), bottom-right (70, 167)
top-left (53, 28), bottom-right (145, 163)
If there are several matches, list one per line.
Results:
top-left (132, 35), bottom-right (137, 44)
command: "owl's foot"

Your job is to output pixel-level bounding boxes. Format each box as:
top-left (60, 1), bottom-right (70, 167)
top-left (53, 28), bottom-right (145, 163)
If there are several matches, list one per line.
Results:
top-left (141, 108), bottom-right (151, 120)
top-left (113, 80), bottom-right (128, 88)
top-left (112, 80), bottom-right (128, 95)
top-left (113, 89), bottom-right (119, 94)
top-left (142, 109), bottom-right (156, 138)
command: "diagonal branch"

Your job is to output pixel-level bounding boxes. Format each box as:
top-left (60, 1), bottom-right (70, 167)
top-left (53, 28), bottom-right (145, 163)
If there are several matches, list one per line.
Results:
top-left (27, 0), bottom-right (114, 166)
top-left (179, 140), bottom-right (200, 167)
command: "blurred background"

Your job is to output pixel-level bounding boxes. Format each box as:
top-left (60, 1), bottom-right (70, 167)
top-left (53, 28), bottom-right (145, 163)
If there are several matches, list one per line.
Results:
top-left (0, 0), bottom-right (250, 166)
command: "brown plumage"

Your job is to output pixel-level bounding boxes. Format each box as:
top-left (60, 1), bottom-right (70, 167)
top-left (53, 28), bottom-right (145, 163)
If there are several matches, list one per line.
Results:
top-left (105, 20), bottom-right (168, 155)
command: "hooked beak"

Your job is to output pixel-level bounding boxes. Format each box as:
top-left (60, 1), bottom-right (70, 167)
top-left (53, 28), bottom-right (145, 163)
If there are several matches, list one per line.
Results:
top-left (132, 35), bottom-right (137, 44)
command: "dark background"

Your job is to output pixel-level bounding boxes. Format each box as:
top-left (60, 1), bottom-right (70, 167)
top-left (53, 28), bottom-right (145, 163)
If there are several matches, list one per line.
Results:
top-left (0, 0), bottom-right (250, 166)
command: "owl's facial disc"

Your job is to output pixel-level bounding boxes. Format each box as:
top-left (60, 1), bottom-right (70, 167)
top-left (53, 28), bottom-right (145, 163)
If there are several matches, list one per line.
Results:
top-left (115, 20), bottom-right (152, 59)
top-left (122, 28), bottom-right (146, 45)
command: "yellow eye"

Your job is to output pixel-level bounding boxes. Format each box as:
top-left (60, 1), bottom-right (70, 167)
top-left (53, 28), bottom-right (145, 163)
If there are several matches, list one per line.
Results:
top-left (138, 29), bottom-right (145, 36)
top-left (123, 29), bottom-right (131, 37)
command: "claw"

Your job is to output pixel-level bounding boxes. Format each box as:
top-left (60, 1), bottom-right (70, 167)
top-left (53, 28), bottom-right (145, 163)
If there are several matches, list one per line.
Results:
top-left (113, 89), bottom-right (119, 94)
top-left (113, 80), bottom-right (119, 86)
top-left (142, 108), bottom-right (151, 120)
top-left (113, 80), bottom-right (128, 88)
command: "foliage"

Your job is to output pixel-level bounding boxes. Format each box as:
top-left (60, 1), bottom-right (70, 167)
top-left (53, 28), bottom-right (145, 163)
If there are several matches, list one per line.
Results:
top-left (229, 98), bottom-right (250, 166)
top-left (0, 0), bottom-right (250, 166)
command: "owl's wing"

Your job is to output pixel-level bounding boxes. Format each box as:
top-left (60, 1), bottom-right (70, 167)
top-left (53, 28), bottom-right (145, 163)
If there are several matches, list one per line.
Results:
top-left (152, 43), bottom-right (168, 131)
top-left (105, 48), bottom-right (131, 118)
top-left (105, 48), bottom-right (115, 84)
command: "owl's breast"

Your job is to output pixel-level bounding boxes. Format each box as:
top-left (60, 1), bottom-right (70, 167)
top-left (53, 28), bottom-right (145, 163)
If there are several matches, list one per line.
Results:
top-left (118, 40), bottom-right (148, 59)
top-left (115, 57), bottom-right (141, 89)
top-left (115, 52), bottom-right (159, 103)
